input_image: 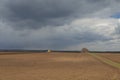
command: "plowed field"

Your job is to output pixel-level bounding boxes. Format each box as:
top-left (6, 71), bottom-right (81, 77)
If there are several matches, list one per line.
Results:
top-left (97, 53), bottom-right (120, 63)
top-left (0, 52), bottom-right (120, 80)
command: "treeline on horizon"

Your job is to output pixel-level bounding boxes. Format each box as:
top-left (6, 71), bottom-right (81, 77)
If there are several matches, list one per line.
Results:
top-left (0, 49), bottom-right (120, 53)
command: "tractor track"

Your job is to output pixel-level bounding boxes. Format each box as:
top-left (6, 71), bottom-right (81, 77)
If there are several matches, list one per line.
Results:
top-left (89, 53), bottom-right (120, 69)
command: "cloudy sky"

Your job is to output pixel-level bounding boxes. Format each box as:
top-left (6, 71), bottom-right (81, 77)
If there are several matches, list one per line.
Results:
top-left (0, 0), bottom-right (120, 51)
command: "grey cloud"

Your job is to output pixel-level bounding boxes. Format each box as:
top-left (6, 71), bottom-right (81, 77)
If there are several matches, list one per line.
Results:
top-left (0, 23), bottom-right (111, 50)
top-left (115, 25), bottom-right (120, 34)
top-left (3, 0), bottom-right (79, 29)
top-left (0, 0), bottom-right (113, 30)
top-left (0, 0), bottom-right (120, 50)
top-left (40, 27), bottom-right (112, 49)
top-left (74, 32), bottom-right (110, 42)
top-left (115, 0), bottom-right (120, 2)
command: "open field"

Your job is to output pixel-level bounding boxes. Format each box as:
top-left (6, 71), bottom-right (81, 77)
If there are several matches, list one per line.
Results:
top-left (97, 53), bottom-right (120, 63)
top-left (0, 52), bottom-right (120, 80)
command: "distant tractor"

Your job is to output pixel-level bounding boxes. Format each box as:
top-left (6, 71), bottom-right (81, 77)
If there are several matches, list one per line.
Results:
top-left (81, 48), bottom-right (89, 53)
top-left (47, 50), bottom-right (51, 53)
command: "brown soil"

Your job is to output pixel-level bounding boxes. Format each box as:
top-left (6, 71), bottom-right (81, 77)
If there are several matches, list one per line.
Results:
top-left (0, 52), bottom-right (120, 80)
top-left (97, 53), bottom-right (120, 63)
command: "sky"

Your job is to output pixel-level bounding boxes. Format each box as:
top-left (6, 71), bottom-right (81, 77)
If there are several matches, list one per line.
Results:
top-left (0, 0), bottom-right (120, 51)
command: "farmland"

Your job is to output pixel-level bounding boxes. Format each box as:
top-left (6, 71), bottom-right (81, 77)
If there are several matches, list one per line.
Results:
top-left (0, 52), bottom-right (120, 80)
top-left (97, 53), bottom-right (120, 63)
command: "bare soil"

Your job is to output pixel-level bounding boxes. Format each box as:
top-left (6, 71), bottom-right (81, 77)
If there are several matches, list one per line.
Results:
top-left (0, 52), bottom-right (120, 80)
top-left (97, 53), bottom-right (120, 63)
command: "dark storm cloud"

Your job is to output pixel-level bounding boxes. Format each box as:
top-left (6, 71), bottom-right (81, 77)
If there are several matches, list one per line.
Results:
top-left (0, 0), bottom-right (120, 50)
top-left (0, 0), bottom-right (111, 30)
top-left (3, 0), bottom-right (79, 29)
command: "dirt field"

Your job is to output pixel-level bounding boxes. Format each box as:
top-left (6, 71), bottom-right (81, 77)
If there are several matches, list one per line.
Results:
top-left (0, 52), bottom-right (120, 80)
top-left (97, 53), bottom-right (120, 63)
